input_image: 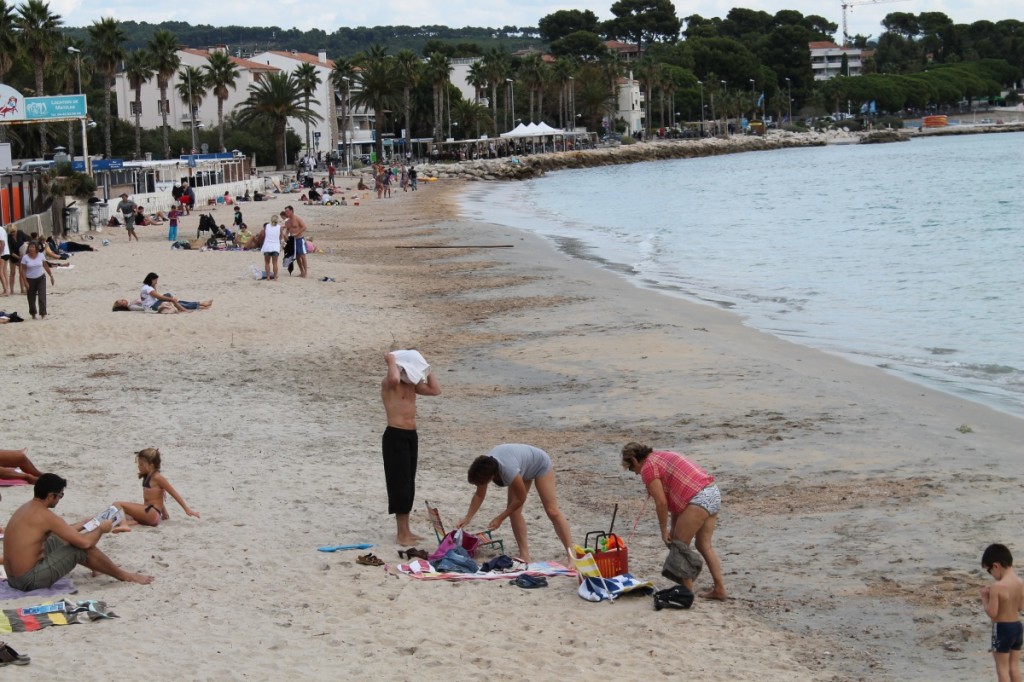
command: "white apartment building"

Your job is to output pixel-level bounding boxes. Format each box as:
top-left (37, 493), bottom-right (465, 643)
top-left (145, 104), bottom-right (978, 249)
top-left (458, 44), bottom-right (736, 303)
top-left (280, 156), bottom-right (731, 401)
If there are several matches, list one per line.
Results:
top-left (113, 47), bottom-right (278, 150)
top-left (809, 41), bottom-right (864, 80)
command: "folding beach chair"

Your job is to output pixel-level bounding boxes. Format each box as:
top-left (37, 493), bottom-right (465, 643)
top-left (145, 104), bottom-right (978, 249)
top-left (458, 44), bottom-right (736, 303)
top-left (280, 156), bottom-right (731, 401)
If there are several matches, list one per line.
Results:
top-left (424, 501), bottom-right (504, 555)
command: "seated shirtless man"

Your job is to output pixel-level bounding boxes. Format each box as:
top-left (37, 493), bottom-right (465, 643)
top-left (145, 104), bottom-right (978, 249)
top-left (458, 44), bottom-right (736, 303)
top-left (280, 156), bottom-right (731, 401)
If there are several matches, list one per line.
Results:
top-left (2, 473), bottom-right (153, 590)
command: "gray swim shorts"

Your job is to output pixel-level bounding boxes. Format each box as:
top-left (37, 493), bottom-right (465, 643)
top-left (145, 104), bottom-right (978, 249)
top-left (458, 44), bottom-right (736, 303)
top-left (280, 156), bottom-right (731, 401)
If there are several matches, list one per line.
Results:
top-left (6, 535), bottom-right (86, 591)
top-left (689, 484), bottom-right (722, 516)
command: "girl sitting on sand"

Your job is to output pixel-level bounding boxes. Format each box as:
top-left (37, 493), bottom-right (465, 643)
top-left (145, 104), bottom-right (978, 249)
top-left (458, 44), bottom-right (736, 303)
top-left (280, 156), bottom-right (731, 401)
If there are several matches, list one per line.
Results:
top-left (110, 448), bottom-right (200, 531)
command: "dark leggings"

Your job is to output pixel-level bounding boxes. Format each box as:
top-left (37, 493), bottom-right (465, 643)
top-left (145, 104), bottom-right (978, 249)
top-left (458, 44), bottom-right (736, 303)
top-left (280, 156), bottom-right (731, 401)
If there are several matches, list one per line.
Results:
top-left (382, 426), bottom-right (418, 515)
top-left (26, 275), bottom-right (46, 317)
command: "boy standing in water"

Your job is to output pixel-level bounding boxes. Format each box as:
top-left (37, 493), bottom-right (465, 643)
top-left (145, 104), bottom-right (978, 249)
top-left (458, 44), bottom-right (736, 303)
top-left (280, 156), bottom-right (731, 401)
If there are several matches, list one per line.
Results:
top-left (981, 543), bottom-right (1024, 682)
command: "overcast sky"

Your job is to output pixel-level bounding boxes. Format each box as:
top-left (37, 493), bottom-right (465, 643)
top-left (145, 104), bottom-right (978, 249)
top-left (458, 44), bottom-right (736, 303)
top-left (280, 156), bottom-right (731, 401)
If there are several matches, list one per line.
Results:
top-left (55, 0), bottom-right (1007, 45)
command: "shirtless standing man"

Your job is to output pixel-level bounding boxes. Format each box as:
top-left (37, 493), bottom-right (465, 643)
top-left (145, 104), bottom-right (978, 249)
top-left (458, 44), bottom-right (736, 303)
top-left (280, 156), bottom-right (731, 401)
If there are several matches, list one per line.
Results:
top-left (2, 473), bottom-right (153, 590)
top-left (381, 351), bottom-right (441, 545)
top-left (284, 206), bottom-right (309, 278)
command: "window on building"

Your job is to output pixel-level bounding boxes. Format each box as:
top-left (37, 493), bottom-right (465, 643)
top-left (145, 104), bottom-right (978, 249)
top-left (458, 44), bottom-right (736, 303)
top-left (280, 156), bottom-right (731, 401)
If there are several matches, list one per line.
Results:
top-left (130, 102), bottom-right (142, 115)
top-left (157, 100), bottom-right (170, 114)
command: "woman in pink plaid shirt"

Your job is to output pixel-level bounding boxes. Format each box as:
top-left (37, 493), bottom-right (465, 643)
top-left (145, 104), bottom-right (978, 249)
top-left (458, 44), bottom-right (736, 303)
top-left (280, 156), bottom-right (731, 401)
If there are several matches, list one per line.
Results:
top-left (621, 442), bottom-right (727, 600)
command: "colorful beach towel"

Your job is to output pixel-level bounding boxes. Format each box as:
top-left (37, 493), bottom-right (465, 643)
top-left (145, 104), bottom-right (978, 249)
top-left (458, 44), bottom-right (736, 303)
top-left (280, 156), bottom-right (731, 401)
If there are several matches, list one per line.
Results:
top-left (391, 560), bottom-right (575, 582)
top-left (0, 599), bottom-right (117, 633)
top-left (0, 577), bottom-right (76, 602)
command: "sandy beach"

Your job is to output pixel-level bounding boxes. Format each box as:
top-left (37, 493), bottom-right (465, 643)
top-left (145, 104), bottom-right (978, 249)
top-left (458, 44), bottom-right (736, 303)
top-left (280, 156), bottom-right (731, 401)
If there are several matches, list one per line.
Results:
top-left (1, 172), bottom-right (1021, 681)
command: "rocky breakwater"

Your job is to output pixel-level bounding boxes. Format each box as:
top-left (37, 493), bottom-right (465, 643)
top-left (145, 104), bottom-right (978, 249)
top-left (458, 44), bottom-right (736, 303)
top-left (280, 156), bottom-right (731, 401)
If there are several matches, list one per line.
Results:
top-left (419, 132), bottom-right (857, 182)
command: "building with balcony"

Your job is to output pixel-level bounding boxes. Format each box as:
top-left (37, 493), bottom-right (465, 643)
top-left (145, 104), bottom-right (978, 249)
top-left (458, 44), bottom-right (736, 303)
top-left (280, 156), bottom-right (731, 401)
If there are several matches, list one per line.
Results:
top-left (809, 41), bottom-right (864, 80)
top-left (114, 46), bottom-right (278, 152)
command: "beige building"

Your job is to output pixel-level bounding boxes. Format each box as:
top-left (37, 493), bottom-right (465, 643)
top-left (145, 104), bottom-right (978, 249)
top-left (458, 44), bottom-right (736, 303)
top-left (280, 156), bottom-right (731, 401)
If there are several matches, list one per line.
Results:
top-left (113, 47), bottom-right (278, 151)
top-left (809, 41), bottom-right (864, 80)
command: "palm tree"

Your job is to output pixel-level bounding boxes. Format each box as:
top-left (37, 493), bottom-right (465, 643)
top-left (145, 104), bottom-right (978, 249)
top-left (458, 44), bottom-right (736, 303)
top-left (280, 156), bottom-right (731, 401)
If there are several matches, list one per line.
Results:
top-left (394, 49), bottom-right (420, 156)
top-left (14, 0), bottom-right (63, 154)
top-left (236, 72), bottom-right (320, 169)
top-left (424, 52), bottom-right (452, 141)
top-left (518, 53), bottom-right (545, 123)
top-left (292, 62), bottom-right (321, 158)
top-left (481, 48), bottom-right (510, 135)
top-left (451, 99), bottom-right (489, 140)
top-left (351, 45), bottom-right (399, 162)
top-left (123, 49), bottom-right (152, 159)
top-left (204, 50), bottom-right (239, 152)
top-left (0, 1), bottom-right (16, 144)
top-left (551, 58), bottom-right (576, 129)
top-left (87, 17), bottom-right (126, 159)
top-left (467, 60), bottom-right (487, 104)
top-left (147, 29), bottom-right (180, 158)
top-left (176, 65), bottom-right (209, 148)
top-left (330, 57), bottom-right (356, 171)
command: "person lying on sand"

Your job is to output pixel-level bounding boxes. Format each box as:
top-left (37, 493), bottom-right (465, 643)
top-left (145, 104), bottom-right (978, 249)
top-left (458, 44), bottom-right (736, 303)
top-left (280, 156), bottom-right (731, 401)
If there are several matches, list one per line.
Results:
top-left (2, 473), bottom-right (153, 590)
top-left (112, 299), bottom-right (180, 314)
top-left (139, 272), bottom-right (213, 312)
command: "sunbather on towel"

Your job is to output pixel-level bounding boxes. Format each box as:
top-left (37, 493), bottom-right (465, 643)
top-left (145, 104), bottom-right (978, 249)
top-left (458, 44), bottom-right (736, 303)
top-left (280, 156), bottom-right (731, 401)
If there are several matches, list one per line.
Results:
top-left (2, 473), bottom-right (153, 590)
top-left (457, 444), bottom-right (573, 564)
top-left (0, 447), bottom-right (43, 484)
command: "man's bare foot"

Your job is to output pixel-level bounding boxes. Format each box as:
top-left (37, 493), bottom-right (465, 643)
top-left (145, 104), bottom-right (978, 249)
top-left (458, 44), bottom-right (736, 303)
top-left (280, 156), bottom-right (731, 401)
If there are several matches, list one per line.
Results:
top-left (396, 533), bottom-right (424, 545)
top-left (124, 572), bottom-right (154, 585)
top-left (699, 589), bottom-right (729, 601)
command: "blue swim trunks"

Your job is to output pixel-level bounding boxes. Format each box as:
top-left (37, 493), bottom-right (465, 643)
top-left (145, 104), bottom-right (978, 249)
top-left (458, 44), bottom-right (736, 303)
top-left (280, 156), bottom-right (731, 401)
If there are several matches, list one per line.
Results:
top-left (991, 621), bottom-right (1023, 653)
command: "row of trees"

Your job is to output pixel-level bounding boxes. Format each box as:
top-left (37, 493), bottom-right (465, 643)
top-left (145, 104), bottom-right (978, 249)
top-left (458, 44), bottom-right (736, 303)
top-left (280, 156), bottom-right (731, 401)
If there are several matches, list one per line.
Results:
top-left (2, 0), bottom-right (1021, 167)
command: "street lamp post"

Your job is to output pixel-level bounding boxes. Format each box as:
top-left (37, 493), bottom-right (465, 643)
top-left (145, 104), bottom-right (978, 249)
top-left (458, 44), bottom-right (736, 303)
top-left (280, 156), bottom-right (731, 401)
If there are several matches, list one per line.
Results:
top-left (341, 77), bottom-right (352, 175)
top-left (785, 77), bottom-right (792, 124)
top-left (720, 80), bottom-right (727, 136)
top-left (185, 68), bottom-right (198, 177)
top-left (568, 76), bottom-right (575, 131)
top-left (67, 46), bottom-right (82, 94)
top-left (66, 46), bottom-right (83, 164)
top-left (749, 78), bottom-right (756, 121)
top-left (506, 78), bottom-right (515, 131)
top-left (697, 80), bottom-right (705, 136)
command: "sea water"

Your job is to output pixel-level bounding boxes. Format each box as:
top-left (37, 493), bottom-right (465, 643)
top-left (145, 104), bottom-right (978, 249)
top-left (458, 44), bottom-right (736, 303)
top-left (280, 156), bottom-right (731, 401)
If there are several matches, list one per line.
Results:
top-left (459, 132), bottom-right (1024, 417)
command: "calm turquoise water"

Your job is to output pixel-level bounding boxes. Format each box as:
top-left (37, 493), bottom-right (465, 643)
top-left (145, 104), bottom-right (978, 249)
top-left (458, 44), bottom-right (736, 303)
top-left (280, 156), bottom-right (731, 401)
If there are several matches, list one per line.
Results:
top-left (459, 133), bottom-right (1024, 417)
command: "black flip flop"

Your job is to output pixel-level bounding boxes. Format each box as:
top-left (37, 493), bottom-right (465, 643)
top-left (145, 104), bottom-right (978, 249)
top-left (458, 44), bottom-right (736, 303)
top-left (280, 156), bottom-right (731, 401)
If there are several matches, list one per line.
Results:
top-left (510, 574), bottom-right (548, 589)
top-left (0, 642), bottom-right (30, 666)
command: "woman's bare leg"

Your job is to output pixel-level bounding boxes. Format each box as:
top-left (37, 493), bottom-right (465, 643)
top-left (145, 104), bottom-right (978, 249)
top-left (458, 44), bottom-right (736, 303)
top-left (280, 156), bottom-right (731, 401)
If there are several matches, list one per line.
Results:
top-left (533, 470), bottom-right (573, 552)
top-left (508, 483), bottom-right (532, 563)
top-left (672, 505), bottom-right (727, 599)
top-left (0, 448), bottom-right (42, 480)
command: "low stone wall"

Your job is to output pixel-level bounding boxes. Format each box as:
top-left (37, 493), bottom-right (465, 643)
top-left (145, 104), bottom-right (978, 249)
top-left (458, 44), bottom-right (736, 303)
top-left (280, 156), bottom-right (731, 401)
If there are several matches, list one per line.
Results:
top-left (417, 132), bottom-right (855, 181)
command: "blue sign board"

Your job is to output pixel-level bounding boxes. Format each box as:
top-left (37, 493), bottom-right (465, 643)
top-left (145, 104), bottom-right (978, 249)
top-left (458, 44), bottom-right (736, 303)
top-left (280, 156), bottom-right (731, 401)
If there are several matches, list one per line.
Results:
top-left (71, 159), bottom-right (123, 172)
top-left (178, 152), bottom-right (235, 162)
top-left (25, 95), bottom-right (87, 120)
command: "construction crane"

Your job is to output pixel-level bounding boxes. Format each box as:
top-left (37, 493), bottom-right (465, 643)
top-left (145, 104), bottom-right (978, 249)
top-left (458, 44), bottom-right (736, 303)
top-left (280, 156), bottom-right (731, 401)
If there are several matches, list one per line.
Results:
top-left (841, 0), bottom-right (911, 47)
